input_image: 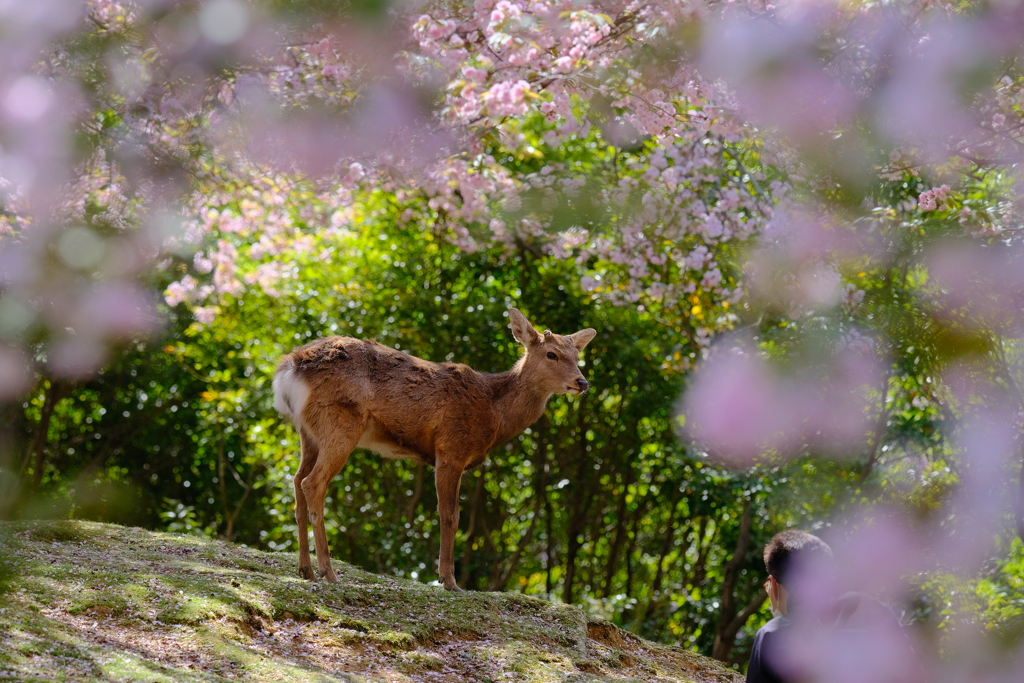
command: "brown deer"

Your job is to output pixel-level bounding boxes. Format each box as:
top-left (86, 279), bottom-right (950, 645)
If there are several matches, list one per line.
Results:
top-left (272, 308), bottom-right (596, 590)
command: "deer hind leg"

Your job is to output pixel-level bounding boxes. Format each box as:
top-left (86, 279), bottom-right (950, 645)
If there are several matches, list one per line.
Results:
top-left (301, 404), bottom-right (365, 583)
top-left (434, 460), bottom-right (467, 591)
top-left (294, 430), bottom-right (319, 581)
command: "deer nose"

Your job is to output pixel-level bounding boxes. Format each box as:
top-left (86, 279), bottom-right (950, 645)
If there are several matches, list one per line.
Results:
top-left (577, 379), bottom-right (589, 393)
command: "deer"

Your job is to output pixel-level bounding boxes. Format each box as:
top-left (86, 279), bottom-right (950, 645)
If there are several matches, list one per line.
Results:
top-left (272, 307), bottom-right (596, 591)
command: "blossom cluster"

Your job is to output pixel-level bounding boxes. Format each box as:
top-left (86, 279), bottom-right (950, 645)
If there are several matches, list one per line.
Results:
top-left (412, 1), bottom-right (619, 126)
top-left (917, 184), bottom-right (950, 212)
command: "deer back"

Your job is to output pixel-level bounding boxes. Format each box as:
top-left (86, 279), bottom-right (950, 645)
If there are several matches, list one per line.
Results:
top-left (276, 337), bottom-right (503, 463)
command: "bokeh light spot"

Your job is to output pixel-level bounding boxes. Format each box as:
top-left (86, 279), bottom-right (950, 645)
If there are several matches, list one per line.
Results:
top-left (198, 0), bottom-right (249, 45)
top-left (57, 227), bottom-right (106, 270)
top-left (3, 76), bottom-right (53, 122)
top-left (0, 298), bottom-right (35, 338)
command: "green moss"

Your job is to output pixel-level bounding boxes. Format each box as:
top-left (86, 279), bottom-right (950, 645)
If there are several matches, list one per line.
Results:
top-left (334, 615), bottom-right (370, 632)
top-left (158, 594), bottom-right (237, 624)
top-left (395, 650), bottom-right (445, 673)
top-left (19, 520), bottom-right (99, 544)
top-left (478, 640), bottom-right (578, 681)
top-left (269, 587), bottom-right (336, 622)
top-left (68, 589), bottom-right (131, 618)
top-left (0, 521), bottom-right (742, 683)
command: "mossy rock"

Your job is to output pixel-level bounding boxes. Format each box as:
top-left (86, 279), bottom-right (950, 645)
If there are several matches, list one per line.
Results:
top-left (394, 650), bottom-right (446, 673)
top-left (18, 519), bottom-right (99, 544)
top-left (334, 615), bottom-right (370, 632)
top-left (0, 520), bottom-right (743, 682)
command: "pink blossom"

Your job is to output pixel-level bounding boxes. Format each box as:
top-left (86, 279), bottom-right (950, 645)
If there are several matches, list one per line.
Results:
top-left (482, 79), bottom-right (532, 117)
top-left (193, 252), bottom-right (214, 274)
top-left (164, 276), bottom-right (199, 307)
top-left (918, 184), bottom-right (950, 212)
top-left (463, 66), bottom-right (489, 83)
top-left (193, 306), bottom-right (217, 325)
top-left (553, 56), bottom-right (574, 73)
top-left (701, 267), bottom-right (723, 289)
top-left (343, 162), bottom-right (365, 185)
top-left (321, 63), bottom-right (347, 80)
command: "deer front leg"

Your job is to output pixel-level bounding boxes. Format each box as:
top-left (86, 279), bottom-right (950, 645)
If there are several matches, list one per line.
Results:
top-left (299, 409), bottom-right (361, 584)
top-left (434, 461), bottom-right (466, 591)
top-left (301, 445), bottom-right (353, 584)
top-left (294, 430), bottom-right (319, 581)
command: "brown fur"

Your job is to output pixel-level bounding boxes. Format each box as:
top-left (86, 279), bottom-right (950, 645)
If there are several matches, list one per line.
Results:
top-left (273, 307), bottom-right (596, 590)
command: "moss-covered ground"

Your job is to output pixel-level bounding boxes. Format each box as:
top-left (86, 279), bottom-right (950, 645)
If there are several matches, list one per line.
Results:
top-left (0, 520), bottom-right (741, 682)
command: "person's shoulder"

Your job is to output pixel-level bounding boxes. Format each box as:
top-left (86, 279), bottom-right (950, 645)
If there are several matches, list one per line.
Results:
top-left (757, 616), bottom-right (791, 635)
top-left (750, 617), bottom-right (790, 656)
top-left (747, 617), bottom-right (790, 683)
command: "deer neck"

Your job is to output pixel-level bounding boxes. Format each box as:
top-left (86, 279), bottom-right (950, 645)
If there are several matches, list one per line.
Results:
top-left (491, 362), bottom-right (551, 446)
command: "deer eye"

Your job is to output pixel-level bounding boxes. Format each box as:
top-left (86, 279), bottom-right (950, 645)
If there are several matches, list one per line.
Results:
top-left (546, 352), bottom-right (558, 360)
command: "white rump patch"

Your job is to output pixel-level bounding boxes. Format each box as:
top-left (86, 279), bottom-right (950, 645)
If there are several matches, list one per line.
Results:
top-left (272, 360), bottom-right (310, 430)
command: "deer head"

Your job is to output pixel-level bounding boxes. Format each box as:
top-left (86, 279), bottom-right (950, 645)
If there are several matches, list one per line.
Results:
top-left (508, 307), bottom-right (597, 396)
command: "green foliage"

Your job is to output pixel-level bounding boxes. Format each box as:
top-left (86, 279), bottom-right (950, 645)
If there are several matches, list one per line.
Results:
top-left (6, 80), bottom-right (1024, 672)
top-left (978, 539), bottom-right (1024, 648)
top-left (2, 169), bottom-right (798, 664)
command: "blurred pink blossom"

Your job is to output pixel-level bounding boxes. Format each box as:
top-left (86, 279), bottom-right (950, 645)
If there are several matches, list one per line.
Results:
top-left (0, 345), bottom-right (30, 400)
top-left (193, 306), bottom-right (217, 325)
top-left (48, 335), bottom-right (107, 380)
top-left (680, 334), bottom-right (884, 466)
top-left (700, 6), bottom-right (859, 144)
top-left (925, 240), bottom-right (1024, 334)
top-left (70, 283), bottom-right (157, 339)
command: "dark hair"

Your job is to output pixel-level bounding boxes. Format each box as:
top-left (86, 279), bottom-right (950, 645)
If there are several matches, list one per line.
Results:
top-left (764, 530), bottom-right (832, 587)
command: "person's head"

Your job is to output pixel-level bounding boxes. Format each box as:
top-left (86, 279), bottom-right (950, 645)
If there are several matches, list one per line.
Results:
top-left (763, 529), bottom-right (832, 617)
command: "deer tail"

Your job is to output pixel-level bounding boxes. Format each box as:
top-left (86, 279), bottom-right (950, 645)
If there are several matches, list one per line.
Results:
top-left (272, 358), bottom-right (310, 429)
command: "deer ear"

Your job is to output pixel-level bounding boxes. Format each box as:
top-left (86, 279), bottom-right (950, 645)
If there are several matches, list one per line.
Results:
top-left (570, 328), bottom-right (597, 351)
top-left (508, 308), bottom-right (540, 346)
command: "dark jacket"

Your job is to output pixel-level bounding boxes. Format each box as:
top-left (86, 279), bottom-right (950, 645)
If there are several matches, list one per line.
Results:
top-left (746, 593), bottom-right (914, 683)
top-left (746, 615), bottom-right (789, 683)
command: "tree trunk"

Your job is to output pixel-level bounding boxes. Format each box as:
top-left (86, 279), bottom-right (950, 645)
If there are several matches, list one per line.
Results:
top-left (544, 474), bottom-right (555, 596)
top-left (602, 475), bottom-right (632, 597)
top-left (711, 498), bottom-right (760, 662)
top-left (405, 463), bottom-right (425, 523)
top-left (0, 398), bottom-right (23, 517)
top-left (634, 490), bottom-right (685, 629)
top-left (458, 470), bottom-right (484, 587)
top-left (687, 517), bottom-right (713, 589)
top-left (25, 380), bottom-right (67, 489)
top-left (562, 407), bottom-right (593, 604)
top-left (490, 450), bottom-right (548, 591)
top-left (217, 439), bottom-right (255, 543)
top-left (562, 511), bottom-right (585, 604)
top-left (624, 503), bottom-right (642, 598)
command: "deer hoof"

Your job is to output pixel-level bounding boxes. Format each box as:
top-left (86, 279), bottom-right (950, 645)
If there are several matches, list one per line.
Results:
top-left (319, 569), bottom-right (339, 583)
top-left (443, 582), bottom-right (463, 592)
top-left (298, 565), bottom-right (315, 581)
